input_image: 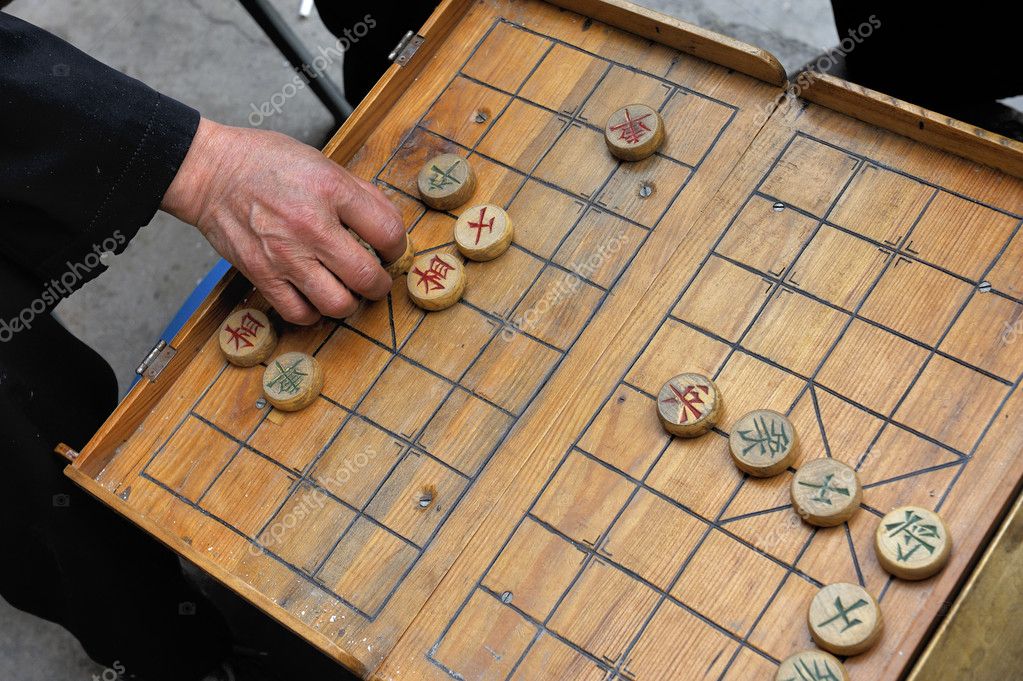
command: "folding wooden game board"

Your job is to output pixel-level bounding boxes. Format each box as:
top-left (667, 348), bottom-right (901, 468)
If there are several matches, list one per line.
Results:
top-left (66, 1), bottom-right (1023, 678)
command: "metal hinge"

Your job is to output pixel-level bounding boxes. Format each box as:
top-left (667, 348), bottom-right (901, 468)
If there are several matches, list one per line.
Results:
top-left (136, 340), bottom-right (176, 381)
top-left (388, 31), bottom-right (424, 66)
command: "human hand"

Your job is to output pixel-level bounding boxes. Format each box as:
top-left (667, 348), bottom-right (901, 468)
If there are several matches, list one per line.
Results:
top-left (161, 118), bottom-right (405, 324)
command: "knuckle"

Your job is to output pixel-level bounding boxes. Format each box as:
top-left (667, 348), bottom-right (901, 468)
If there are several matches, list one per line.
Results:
top-left (282, 302), bottom-right (319, 325)
top-left (322, 294), bottom-right (359, 320)
top-left (350, 259), bottom-right (382, 294)
top-left (382, 210), bottom-right (406, 249)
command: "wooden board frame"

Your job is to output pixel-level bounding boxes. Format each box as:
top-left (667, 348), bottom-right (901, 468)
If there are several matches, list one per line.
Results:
top-left (67, 1), bottom-right (1023, 679)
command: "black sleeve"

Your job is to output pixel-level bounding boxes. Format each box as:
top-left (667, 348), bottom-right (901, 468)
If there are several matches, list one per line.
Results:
top-left (0, 11), bottom-right (200, 305)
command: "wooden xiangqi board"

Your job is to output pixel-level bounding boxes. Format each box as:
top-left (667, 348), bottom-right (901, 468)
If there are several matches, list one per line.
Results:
top-left (66, 1), bottom-right (1023, 679)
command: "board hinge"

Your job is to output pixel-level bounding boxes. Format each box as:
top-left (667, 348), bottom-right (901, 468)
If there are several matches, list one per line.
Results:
top-left (136, 340), bottom-right (176, 382)
top-left (388, 31), bottom-right (425, 67)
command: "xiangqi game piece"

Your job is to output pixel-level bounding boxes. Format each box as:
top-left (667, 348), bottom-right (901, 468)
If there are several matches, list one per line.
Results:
top-left (346, 227), bottom-right (379, 263)
top-left (219, 308), bottom-right (276, 367)
top-left (385, 234), bottom-right (417, 278)
top-left (406, 252), bottom-right (466, 311)
top-left (454, 204), bottom-right (514, 261)
top-left (262, 351), bottom-right (323, 412)
top-left (729, 409), bottom-right (797, 477)
top-left (776, 650), bottom-right (849, 681)
top-left (604, 103), bottom-right (665, 161)
top-left (791, 457), bottom-right (862, 527)
top-left (417, 153), bottom-right (476, 211)
top-left (656, 373), bottom-right (721, 438)
top-left (875, 506), bottom-right (951, 580)
top-left (808, 582), bottom-right (883, 656)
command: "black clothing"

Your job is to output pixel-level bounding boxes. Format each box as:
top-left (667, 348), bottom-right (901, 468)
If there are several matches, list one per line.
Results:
top-left (0, 11), bottom-right (230, 680)
top-left (314, 3), bottom-right (436, 104)
top-left (0, 11), bottom-right (199, 316)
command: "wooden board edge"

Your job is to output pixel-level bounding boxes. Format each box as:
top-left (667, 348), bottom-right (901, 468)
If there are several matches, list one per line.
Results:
top-left (63, 465), bottom-right (370, 677)
top-left (71, 268), bottom-right (250, 478)
top-left (544, 0), bottom-right (786, 86)
top-left (798, 70), bottom-right (1023, 179)
top-left (906, 485), bottom-right (1023, 680)
top-left (321, 0), bottom-right (474, 164)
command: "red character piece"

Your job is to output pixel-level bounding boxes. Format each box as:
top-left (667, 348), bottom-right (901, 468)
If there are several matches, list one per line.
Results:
top-left (610, 108), bottom-right (653, 145)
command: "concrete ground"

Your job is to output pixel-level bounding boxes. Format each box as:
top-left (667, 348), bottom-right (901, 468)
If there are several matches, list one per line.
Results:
top-left (0, 1), bottom-right (1007, 679)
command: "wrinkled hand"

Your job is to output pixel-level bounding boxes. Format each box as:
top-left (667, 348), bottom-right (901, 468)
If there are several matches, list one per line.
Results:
top-left (161, 118), bottom-right (406, 324)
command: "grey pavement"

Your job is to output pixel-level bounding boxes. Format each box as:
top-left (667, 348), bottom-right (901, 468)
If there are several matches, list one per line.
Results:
top-left (0, 1), bottom-right (986, 679)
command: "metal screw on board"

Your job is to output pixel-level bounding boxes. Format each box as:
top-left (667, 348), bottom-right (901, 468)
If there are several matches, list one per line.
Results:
top-left (500, 591), bottom-right (513, 604)
top-left (773, 201), bottom-right (785, 212)
top-left (638, 182), bottom-right (653, 198)
top-left (978, 281), bottom-right (992, 292)
top-left (256, 397), bottom-right (267, 409)
top-left (474, 111), bottom-right (489, 124)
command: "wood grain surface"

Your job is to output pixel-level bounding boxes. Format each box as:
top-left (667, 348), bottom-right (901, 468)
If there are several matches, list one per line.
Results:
top-left (69, 1), bottom-right (1023, 679)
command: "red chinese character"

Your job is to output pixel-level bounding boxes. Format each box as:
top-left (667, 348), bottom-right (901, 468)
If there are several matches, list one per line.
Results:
top-left (413, 255), bottom-right (455, 294)
top-left (661, 382), bottom-right (709, 421)
top-left (223, 312), bottom-right (265, 350)
top-left (466, 207), bottom-right (495, 245)
top-left (610, 108), bottom-right (653, 145)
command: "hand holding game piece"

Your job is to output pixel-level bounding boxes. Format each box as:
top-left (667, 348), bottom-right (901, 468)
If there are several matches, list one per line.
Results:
top-left (729, 409), bottom-right (797, 477)
top-left (219, 308), bottom-right (276, 367)
top-left (406, 252), bottom-right (466, 311)
top-left (160, 118), bottom-right (405, 325)
top-left (605, 103), bottom-right (665, 161)
top-left (385, 234), bottom-right (417, 277)
top-left (808, 583), bottom-right (883, 656)
top-left (418, 153), bottom-right (476, 211)
top-left (776, 650), bottom-right (849, 681)
top-left (454, 204), bottom-right (513, 261)
top-left (791, 457), bottom-right (862, 527)
top-left (262, 351), bottom-right (323, 412)
top-left (656, 373), bottom-right (721, 438)
top-left (875, 506), bottom-right (951, 580)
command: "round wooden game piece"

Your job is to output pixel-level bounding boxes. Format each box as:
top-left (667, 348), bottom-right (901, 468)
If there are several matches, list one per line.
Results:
top-left (218, 308), bottom-right (276, 367)
top-left (807, 583), bottom-right (883, 656)
top-left (453, 204), bottom-right (514, 261)
top-left (656, 373), bottom-right (721, 438)
top-left (346, 227), bottom-right (380, 263)
top-left (604, 103), bottom-right (665, 161)
top-left (385, 234), bottom-right (417, 278)
top-left (775, 650), bottom-right (849, 681)
top-left (874, 506), bottom-right (952, 580)
top-left (729, 409), bottom-right (797, 477)
top-left (791, 458), bottom-right (862, 527)
top-left (417, 153), bottom-right (476, 211)
top-left (406, 252), bottom-right (466, 311)
top-left (261, 352), bottom-right (323, 412)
